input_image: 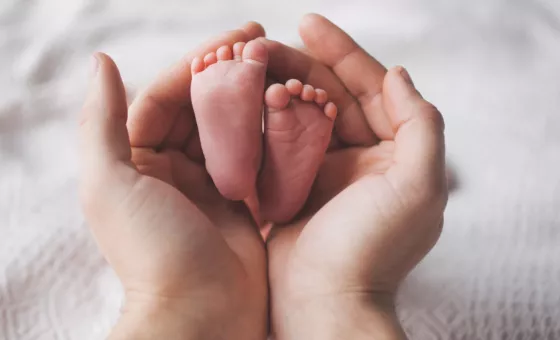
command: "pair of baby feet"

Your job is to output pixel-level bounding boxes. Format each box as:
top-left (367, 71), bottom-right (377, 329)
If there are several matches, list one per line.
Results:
top-left (191, 39), bottom-right (337, 223)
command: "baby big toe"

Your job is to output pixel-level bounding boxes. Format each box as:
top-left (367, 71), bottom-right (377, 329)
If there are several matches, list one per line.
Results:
top-left (265, 84), bottom-right (291, 111)
top-left (242, 40), bottom-right (268, 66)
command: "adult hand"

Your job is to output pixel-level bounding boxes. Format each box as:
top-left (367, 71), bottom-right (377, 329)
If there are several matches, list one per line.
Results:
top-left (264, 14), bottom-right (448, 339)
top-left (79, 23), bottom-right (268, 340)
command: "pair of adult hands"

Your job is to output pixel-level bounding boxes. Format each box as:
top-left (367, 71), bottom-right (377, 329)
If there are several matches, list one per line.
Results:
top-left (80, 14), bottom-right (447, 340)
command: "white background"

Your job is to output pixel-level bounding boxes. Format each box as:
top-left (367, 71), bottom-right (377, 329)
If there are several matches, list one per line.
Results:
top-left (1, 0), bottom-right (559, 339)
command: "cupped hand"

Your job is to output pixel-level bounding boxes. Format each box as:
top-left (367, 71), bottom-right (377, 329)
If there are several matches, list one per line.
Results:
top-left (263, 14), bottom-right (448, 339)
top-left (79, 23), bottom-right (268, 340)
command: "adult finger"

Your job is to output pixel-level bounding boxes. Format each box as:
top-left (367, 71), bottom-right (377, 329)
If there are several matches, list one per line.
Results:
top-left (261, 38), bottom-right (376, 146)
top-left (299, 14), bottom-right (394, 141)
top-left (127, 22), bottom-right (266, 149)
top-left (383, 67), bottom-right (447, 210)
top-left (79, 53), bottom-right (139, 223)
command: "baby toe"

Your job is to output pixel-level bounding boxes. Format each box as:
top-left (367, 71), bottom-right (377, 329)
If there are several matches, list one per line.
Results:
top-left (301, 84), bottom-right (316, 101)
top-left (191, 57), bottom-right (205, 75)
top-left (233, 42), bottom-right (246, 61)
top-left (324, 102), bottom-right (338, 121)
top-left (217, 45), bottom-right (233, 61)
top-left (204, 52), bottom-right (218, 67)
top-left (314, 89), bottom-right (328, 106)
top-left (285, 79), bottom-right (303, 96)
top-left (265, 84), bottom-right (291, 111)
top-left (242, 39), bottom-right (268, 65)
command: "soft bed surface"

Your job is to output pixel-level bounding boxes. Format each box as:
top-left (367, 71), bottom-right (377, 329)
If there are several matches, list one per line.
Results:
top-left (1, 0), bottom-right (559, 339)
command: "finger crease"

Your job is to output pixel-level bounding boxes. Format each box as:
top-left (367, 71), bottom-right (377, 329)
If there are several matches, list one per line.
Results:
top-left (331, 46), bottom-right (360, 70)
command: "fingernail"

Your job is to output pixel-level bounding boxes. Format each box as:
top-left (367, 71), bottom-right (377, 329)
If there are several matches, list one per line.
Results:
top-left (399, 67), bottom-right (414, 86)
top-left (90, 54), bottom-right (100, 78)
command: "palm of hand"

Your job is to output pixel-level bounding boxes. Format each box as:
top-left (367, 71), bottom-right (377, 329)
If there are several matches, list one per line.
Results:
top-left (268, 143), bottom-right (391, 295)
top-left (123, 145), bottom-right (265, 299)
top-left (80, 25), bottom-right (270, 338)
top-left (268, 140), bottom-right (442, 305)
top-left (93, 124), bottom-right (267, 336)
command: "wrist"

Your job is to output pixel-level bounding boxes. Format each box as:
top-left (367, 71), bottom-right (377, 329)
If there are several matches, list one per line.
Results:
top-left (109, 288), bottom-right (261, 340)
top-left (271, 292), bottom-right (407, 340)
top-left (109, 292), bottom-right (213, 340)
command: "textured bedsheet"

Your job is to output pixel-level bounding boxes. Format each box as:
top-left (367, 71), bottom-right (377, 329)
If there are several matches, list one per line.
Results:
top-left (1, 0), bottom-right (559, 339)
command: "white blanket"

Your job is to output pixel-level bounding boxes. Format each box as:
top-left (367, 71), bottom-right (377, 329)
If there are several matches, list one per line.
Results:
top-left (1, 0), bottom-right (559, 339)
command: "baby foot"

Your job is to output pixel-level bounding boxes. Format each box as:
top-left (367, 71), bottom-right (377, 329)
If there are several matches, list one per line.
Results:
top-left (258, 80), bottom-right (337, 223)
top-left (191, 40), bottom-right (268, 200)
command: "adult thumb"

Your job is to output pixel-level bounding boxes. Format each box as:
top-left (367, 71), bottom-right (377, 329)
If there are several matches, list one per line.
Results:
top-left (80, 53), bottom-right (131, 166)
top-left (383, 66), bottom-right (447, 210)
top-left (79, 53), bottom-right (137, 223)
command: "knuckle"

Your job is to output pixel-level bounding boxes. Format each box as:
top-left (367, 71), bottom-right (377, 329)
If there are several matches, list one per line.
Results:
top-left (418, 101), bottom-right (445, 132)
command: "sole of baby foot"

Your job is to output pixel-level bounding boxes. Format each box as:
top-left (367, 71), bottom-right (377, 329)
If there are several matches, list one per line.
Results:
top-left (191, 40), bottom-right (268, 201)
top-left (258, 79), bottom-right (337, 223)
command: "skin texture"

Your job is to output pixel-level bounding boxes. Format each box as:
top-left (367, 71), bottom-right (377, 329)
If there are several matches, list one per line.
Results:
top-left (259, 79), bottom-right (337, 223)
top-left (262, 14), bottom-right (448, 340)
top-left (190, 45), bottom-right (337, 223)
top-left (80, 23), bottom-right (268, 340)
top-left (79, 14), bottom-right (447, 340)
top-left (191, 40), bottom-right (268, 201)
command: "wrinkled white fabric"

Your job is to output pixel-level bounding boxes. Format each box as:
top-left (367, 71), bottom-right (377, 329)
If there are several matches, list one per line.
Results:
top-left (1, 0), bottom-right (559, 339)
